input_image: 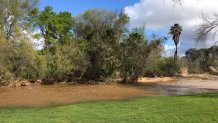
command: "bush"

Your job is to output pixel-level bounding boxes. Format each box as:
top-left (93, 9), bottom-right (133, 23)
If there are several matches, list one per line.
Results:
top-left (6, 40), bottom-right (37, 79)
top-left (0, 67), bottom-right (14, 84)
top-left (120, 29), bottom-right (150, 82)
top-left (144, 49), bottom-right (163, 77)
top-left (144, 56), bottom-right (180, 77)
top-left (44, 41), bottom-right (90, 82)
top-left (159, 57), bottom-right (180, 76)
top-left (23, 54), bottom-right (47, 81)
top-left (0, 37), bottom-right (39, 82)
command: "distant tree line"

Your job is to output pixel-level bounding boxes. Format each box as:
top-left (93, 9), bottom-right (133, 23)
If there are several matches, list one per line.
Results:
top-left (186, 46), bottom-right (218, 73)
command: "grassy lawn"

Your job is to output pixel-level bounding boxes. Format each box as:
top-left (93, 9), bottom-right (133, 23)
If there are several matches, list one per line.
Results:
top-left (0, 93), bottom-right (218, 123)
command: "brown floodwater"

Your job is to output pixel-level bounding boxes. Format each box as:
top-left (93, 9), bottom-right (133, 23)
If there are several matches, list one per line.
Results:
top-left (0, 84), bottom-right (159, 108)
top-left (0, 79), bottom-right (218, 108)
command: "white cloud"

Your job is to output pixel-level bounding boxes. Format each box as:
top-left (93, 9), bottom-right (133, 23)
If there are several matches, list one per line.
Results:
top-left (124, 0), bottom-right (218, 56)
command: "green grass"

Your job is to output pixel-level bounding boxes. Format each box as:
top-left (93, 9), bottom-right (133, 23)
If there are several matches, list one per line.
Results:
top-left (1, 93), bottom-right (218, 123)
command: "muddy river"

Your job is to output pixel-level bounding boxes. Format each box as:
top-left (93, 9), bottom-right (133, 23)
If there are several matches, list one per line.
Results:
top-left (0, 79), bottom-right (217, 108)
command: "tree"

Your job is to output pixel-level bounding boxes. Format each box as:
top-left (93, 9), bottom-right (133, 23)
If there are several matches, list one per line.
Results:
top-left (0, 0), bottom-right (39, 83)
top-left (186, 46), bottom-right (218, 73)
top-left (74, 9), bottom-right (129, 80)
top-left (120, 28), bottom-right (163, 83)
top-left (169, 23), bottom-right (182, 60)
top-left (0, 0), bottom-right (38, 39)
top-left (29, 6), bottom-right (75, 51)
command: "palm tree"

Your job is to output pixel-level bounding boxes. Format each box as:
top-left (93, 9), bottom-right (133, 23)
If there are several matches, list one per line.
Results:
top-left (170, 23), bottom-right (182, 60)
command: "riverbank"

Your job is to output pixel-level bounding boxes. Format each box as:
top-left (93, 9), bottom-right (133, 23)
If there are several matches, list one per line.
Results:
top-left (1, 92), bottom-right (218, 123)
top-left (1, 73), bottom-right (218, 88)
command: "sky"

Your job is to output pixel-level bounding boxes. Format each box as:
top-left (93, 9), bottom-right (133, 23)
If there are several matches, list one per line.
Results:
top-left (40, 0), bottom-right (218, 56)
top-left (39, 0), bottom-right (139, 15)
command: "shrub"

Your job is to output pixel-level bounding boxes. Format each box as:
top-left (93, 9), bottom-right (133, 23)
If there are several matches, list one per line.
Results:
top-left (144, 56), bottom-right (163, 77)
top-left (0, 37), bottom-right (39, 83)
top-left (144, 56), bottom-right (180, 77)
top-left (159, 57), bottom-right (180, 76)
top-left (44, 41), bottom-right (90, 82)
top-left (6, 40), bottom-right (37, 79)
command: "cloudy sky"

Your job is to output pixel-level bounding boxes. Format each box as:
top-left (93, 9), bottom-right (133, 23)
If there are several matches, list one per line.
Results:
top-left (124, 0), bottom-right (218, 56)
top-left (40, 0), bottom-right (218, 56)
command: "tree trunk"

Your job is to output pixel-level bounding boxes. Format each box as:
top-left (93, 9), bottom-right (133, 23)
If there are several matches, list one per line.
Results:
top-left (174, 45), bottom-right (178, 60)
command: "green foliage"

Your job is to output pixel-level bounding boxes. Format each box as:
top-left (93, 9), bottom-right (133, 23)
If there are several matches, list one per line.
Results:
top-left (0, 37), bottom-right (14, 83)
top-left (29, 6), bottom-right (75, 50)
top-left (0, 0), bottom-right (39, 83)
top-left (5, 40), bottom-right (37, 79)
top-left (75, 9), bottom-right (129, 80)
top-left (120, 28), bottom-right (164, 82)
top-left (44, 41), bottom-right (90, 82)
top-left (169, 23), bottom-right (182, 60)
top-left (26, 54), bottom-right (47, 81)
top-left (145, 56), bottom-right (180, 77)
top-left (0, 36), bottom-right (38, 82)
top-left (0, 4), bottom-right (182, 84)
top-left (0, 0), bottom-right (38, 39)
top-left (186, 46), bottom-right (218, 73)
top-left (144, 55), bottom-right (163, 77)
top-left (169, 24), bottom-right (182, 46)
top-left (158, 57), bottom-right (180, 76)
top-left (120, 28), bottom-right (149, 82)
top-left (178, 56), bottom-right (188, 68)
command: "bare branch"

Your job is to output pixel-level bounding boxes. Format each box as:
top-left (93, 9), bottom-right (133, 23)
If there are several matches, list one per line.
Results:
top-left (171, 0), bottom-right (183, 4)
top-left (163, 0), bottom-right (183, 5)
top-left (196, 13), bottom-right (218, 43)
